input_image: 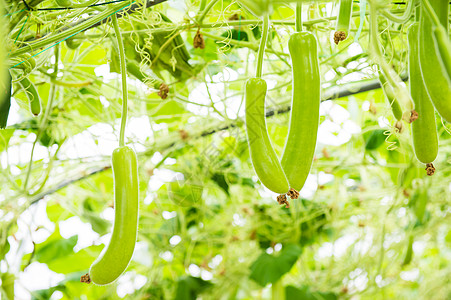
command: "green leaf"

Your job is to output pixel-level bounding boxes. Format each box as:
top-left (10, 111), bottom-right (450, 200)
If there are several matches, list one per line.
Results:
top-left (148, 100), bottom-right (188, 124)
top-left (286, 285), bottom-right (337, 300)
top-left (174, 276), bottom-right (213, 300)
top-left (364, 129), bottom-right (386, 150)
top-left (34, 230), bottom-right (78, 264)
top-left (249, 244), bottom-right (302, 286)
top-left (46, 245), bottom-right (103, 274)
top-left (46, 202), bottom-right (73, 223)
top-left (445, 230), bottom-right (451, 247)
top-left (0, 129), bottom-right (14, 152)
top-left (0, 238), bottom-right (10, 261)
top-left (211, 173), bottom-right (229, 195)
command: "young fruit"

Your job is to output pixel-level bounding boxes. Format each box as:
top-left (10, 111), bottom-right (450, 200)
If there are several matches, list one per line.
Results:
top-left (280, 32), bottom-right (320, 191)
top-left (245, 78), bottom-right (289, 194)
top-left (89, 146), bottom-right (139, 285)
top-left (18, 77), bottom-right (41, 116)
top-left (65, 34), bottom-right (83, 50)
top-left (408, 23), bottom-right (438, 166)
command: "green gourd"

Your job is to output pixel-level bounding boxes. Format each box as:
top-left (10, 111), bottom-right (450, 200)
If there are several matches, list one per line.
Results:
top-left (89, 146), bottom-right (139, 285)
top-left (18, 77), bottom-right (41, 116)
top-left (280, 32), bottom-right (320, 191)
top-left (419, 0), bottom-right (451, 123)
top-left (245, 78), bottom-right (290, 194)
top-left (408, 22), bottom-right (438, 165)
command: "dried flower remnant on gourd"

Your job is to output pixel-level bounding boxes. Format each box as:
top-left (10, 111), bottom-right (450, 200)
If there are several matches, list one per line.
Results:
top-left (80, 273), bottom-right (91, 284)
top-left (277, 194), bottom-right (290, 208)
top-left (334, 31), bottom-right (346, 44)
top-left (287, 188), bottom-right (299, 199)
top-left (409, 110), bottom-right (419, 123)
top-left (193, 29), bottom-right (205, 49)
top-left (158, 83), bottom-right (169, 99)
top-left (426, 163), bottom-right (435, 176)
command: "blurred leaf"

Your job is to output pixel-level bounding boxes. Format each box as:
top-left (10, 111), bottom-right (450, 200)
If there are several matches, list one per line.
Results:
top-left (285, 285), bottom-right (337, 300)
top-left (1, 272), bottom-right (14, 300)
top-left (174, 276), bottom-right (213, 300)
top-left (0, 238), bottom-right (10, 261)
top-left (46, 201), bottom-right (73, 223)
top-left (211, 173), bottom-right (229, 195)
top-left (46, 245), bottom-right (103, 274)
top-left (148, 100), bottom-right (188, 124)
top-left (0, 129), bottom-right (14, 152)
top-left (250, 244), bottom-right (302, 286)
top-left (364, 129), bottom-right (386, 150)
top-left (34, 230), bottom-right (77, 264)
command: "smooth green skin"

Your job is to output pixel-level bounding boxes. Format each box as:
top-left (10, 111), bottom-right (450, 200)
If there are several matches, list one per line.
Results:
top-left (65, 35), bottom-right (83, 50)
top-left (280, 32), bottom-right (320, 191)
top-left (433, 25), bottom-right (451, 86)
top-left (89, 146), bottom-right (139, 285)
top-left (408, 23), bottom-right (438, 164)
top-left (336, 0), bottom-right (353, 34)
top-left (245, 78), bottom-right (289, 194)
top-left (126, 61), bottom-right (146, 82)
top-left (378, 72), bottom-right (403, 121)
top-left (419, 0), bottom-right (451, 123)
top-left (18, 77), bottom-right (41, 116)
top-left (0, 72), bottom-right (11, 129)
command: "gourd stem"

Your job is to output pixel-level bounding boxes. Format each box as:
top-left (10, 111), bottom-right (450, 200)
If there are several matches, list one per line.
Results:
top-left (295, 3), bottom-right (302, 32)
top-left (197, 0), bottom-right (220, 25)
top-left (112, 14), bottom-right (127, 148)
top-left (380, 0), bottom-right (416, 24)
top-left (421, 0), bottom-right (441, 28)
top-left (199, 0), bottom-right (207, 13)
top-left (369, 1), bottom-right (413, 110)
top-left (256, 15), bottom-right (270, 78)
top-left (415, 4), bottom-right (420, 22)
top-left (271, 280), bottom-right (285, 300)
top-left (23, 45), bottom-right (59, 192)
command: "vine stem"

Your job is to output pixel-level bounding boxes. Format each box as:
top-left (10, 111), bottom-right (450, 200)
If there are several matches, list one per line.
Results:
top-left (112, 14), bottom-right (127, 147)
top-left (12, 9), bottom-right (377, 56)
top-left (295, 3), bottom-right (302, 32)
top-left (196, 0), bottom-right (220, 25)
top-left (380, 0), bottom-right (416, 23)
top-left (369, 0), bottom-right (413, 111)
top-left (421, 0), bottom-right (441, 27)
top-left (256, 15), bottom-right (270, 78)
top-left (271, 280), bottom-right (285, 300)
top-left (23, 45), bottom-right (59, 192)
top-left (10, 0), bottom-right (132, 59)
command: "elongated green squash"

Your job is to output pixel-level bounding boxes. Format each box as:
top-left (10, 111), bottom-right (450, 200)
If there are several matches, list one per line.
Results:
top-left (280, 32), bottom-right (320, 191)
top-left (419, 0), bottom-right (451, 123)
top-left (245, 78), bottom-right (290, 194)
top-left (18, 77), bottom-right (41, 116)
top-left (89, 146), bottom-right (139, 285)
top-left (408, 22), bottom-right (438, 166)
